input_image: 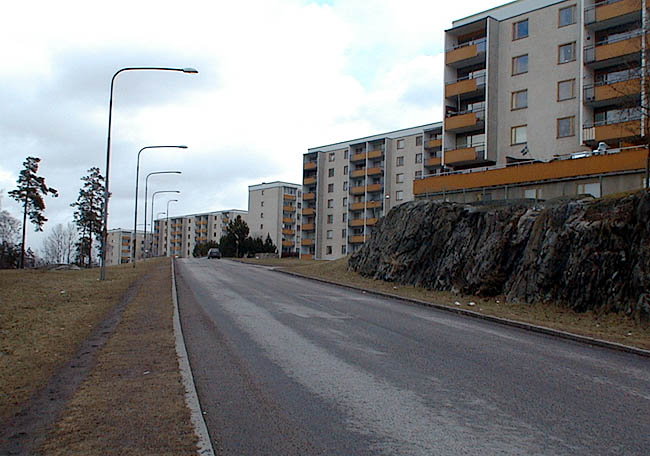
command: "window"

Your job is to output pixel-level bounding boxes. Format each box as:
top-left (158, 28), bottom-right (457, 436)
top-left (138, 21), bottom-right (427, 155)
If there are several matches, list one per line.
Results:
top-left (558, 42), bottom-right (576, 63)
top-left (397, 139), bottom-right (405, 149)
top-left (328, 168), bottom-right (334, 177)
top-left (260, 201), bottom-right (264, 207)
top-left (396, 156), bottom-right (404, 167)
top-left (343, 197), bottom-right (347, 207)
top-left (396, 173), bottom-right (404, 184)
top-left (557, 79), bottom-right (575, 101)
top-left (341, 245), bottom-right (347, 254)
top-left (511, 125), bottom-right (527, 145)
top-left (327, 230), bottom-right (333, 239)
top-left (344, 150), bottom-right (349, 159)
top-left (327, 214), bottom-right (333, 224)
top-left (513, 19), bottom-right (528, 40)
top-left (415, 170), bottom-right (422, 179)
top-left (343, 181), bottom-right (348, 191)
top-left (342, 213), bottom-right (347, 222)
top-left (512, 54), bottom-right (528, 75)
top-left (260, 224), bottom-right (263, 229)
top-left (326, 246), bottom-right (332, 254)
top-left (342, 228), bottom-right (347, 238)
top-left (329, 152), bottom-right (335, 162)
top-left (328, 183), bottom-right (334, 193)
top-left (559, 5), bottom-right (575, 27)
top-left (396, 190), bottom-right (404, 201)
top-left (260, 212), bottom-right (264, 219)
top-left (261, 190), bottom-right (264, 195)
top-left (327, 199), bottom-right (333, 208)
top-left (557, 116), bottom-right (575, 138)
top-left (577, 182), bottom-right (601, 198)
top-left (415, 153), bottom-right (422, 163)
top-left (416, 136), bottom-right (423, 146)
top-left (524, 188), bottom-right (538, 199)
top-left (343, 165), bottom-right (348, 175)
top-left (511, 89), bottom-right (528, 110)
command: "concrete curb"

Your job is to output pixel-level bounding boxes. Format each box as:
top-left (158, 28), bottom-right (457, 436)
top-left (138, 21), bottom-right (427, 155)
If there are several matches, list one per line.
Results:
top-left (274, 268), bottom-right (650, 359)
top-left (171, 259), bottom-right (215, 455)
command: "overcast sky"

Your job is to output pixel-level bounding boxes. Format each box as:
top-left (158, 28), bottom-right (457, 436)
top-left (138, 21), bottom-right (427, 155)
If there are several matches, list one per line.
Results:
top-left (0, 0), bottom-right (504, 252)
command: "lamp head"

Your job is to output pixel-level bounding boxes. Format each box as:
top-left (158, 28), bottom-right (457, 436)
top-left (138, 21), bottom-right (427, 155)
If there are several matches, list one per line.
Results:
top-left (178, 145), bottom-right (188, 149)
top-left (182, 68), bottom-right (198, 74)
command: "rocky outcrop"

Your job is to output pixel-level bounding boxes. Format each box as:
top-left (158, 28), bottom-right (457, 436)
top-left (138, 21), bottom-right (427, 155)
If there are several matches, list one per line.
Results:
top-left (348, 190), bottom-right (650, 318)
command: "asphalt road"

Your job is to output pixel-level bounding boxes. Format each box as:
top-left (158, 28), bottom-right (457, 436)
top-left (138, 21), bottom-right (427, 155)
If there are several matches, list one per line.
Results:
top-left (175, 258), bottom-right (650, 456)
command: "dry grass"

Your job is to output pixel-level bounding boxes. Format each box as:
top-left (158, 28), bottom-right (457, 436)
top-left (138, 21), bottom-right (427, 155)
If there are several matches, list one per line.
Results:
top-left (239, 257), bottom-right (650, 350)
top-left (40, 260), bottom-right (197, 455)
top-left (0, 260), bottom-right (164, 423)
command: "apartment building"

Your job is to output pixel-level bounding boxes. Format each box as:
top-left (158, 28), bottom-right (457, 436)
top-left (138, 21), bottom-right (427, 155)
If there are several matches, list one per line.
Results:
top-left (153, 209), bottom-right (248, 258)
top-left (106, 229), bottom-right (145, 266)
top-left (301, 122), bottom-right (442, 260)
top-left (247, 182), bottom-right (302, 257)
top-left (442, 0), bottom-right (647, 170)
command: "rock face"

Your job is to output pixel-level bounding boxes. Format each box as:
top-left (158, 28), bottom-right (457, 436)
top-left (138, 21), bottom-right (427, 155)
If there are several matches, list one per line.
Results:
top-left (348, 190), bottom-right (650, 318)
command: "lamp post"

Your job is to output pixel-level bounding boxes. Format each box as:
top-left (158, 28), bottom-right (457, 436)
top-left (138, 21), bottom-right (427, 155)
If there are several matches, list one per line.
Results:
top-left (166, 199), bottom-right (178, 257)
top-left (144, 171), bottom-right (181, 258)
top-left (132, 146), bottom-right (186, 267)
top-left (100, 66), bottom-right (198, 281)
top-left (150, 190), bottom-right (180, 257)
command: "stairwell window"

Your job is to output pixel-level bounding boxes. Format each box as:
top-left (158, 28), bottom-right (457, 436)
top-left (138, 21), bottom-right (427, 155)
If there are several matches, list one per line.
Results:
top-left (416, 136), bottom-right (423, 146)
top-left (557, 116), bottom-right (575, 138)
top-left (557, 79), bottom-right (575, 101)
top-left (396, 173), bottom-right (404, 184)
top-left (396, 156), bottom-right (404, 167)
top-left (512, 54), bottom-right (528, 75)
top-left (558, 42), bottom-right (576, 64)
top-left (511, 125), bottom-right (527, 145)
top-left (559, 5), bottom-right (575, 27)
top-left (415, 153), bottom-right (422, 163)
top-left (395, 190), bottom-right (404, 201)
top-left (397, 139), bottom-right (405, 149)
top-left (513, 19), bottom-right (528, 40)
top-left (511, 89), bottom-right (528, 110)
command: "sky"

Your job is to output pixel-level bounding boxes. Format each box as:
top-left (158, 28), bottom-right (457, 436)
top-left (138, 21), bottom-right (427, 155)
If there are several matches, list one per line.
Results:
top-left (0, 0), bottom-right (505, 253)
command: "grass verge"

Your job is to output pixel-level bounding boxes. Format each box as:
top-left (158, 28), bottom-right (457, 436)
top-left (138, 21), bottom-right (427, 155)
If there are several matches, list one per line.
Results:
top-left (1, 260), bottom-right (164, 423)
top-left (40, 259), bottom-right (197, 455)
top-left (238, 257), bottom-right (650, 350)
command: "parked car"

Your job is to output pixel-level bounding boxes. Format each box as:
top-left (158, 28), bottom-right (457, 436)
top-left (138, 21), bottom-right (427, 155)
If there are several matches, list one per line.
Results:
top-left (207, 248), bottom-right (221, 259)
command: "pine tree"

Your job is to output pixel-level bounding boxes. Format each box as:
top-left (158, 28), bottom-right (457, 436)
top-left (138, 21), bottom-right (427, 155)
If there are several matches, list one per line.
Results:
top-left (8, 157), bottom-right (58, 268)
top-left (71, 167), bottom-right (106, 268)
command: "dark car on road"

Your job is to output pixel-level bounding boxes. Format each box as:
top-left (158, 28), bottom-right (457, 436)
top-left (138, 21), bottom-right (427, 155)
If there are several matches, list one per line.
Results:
top-left (207, 248), bottom-right (221, 259)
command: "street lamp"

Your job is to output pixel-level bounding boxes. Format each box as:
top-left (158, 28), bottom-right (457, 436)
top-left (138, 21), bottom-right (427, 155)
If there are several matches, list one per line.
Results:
top-left (144, 171), bottom-right (181, 258)
top-left (100, 66), bottom-right (198, 280)
top-left (166, 199), bottom-right (179, 257)
top-left (150, 190), bottom-right (180, 257)
top-left (132, 145), bottom-right (186, 267)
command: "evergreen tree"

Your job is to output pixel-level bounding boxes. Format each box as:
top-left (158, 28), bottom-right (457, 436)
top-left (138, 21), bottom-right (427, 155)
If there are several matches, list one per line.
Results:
top-left (225, 215), bottom-right (249, 258)
top-left (8, 157), bottom-right (58, 268)
top-left (264, 233), bottom-right (277, 254)
top-left (71, 167), bottom-right (106, 268)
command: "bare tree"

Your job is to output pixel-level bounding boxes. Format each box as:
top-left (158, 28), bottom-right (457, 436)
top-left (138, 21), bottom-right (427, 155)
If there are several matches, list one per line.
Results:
top-left (42, 223), bottom-right (77, 264)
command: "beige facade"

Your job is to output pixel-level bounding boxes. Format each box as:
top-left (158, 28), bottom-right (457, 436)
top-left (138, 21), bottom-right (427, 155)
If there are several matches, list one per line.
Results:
top-left (443, 0), bottom-right (647, 171)
top-left (106, 229), bottom-right (145, 266)
top-left (248, 182), bottom-right (302, 257)
top-left (302, 123), bottom-right (442, 260)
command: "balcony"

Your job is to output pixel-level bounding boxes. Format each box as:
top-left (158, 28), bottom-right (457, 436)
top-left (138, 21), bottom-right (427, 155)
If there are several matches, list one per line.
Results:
top-left (301, 254), bottom-right (314, 260)
top-left (349, 201), bottom-right (365, 210)
top-left (302, 207), bottom-right (315, 216)
top-left (303, 176), bottom-right (316, 185)
top-left (584, 76), bottom-right (641, 107)
top-left (445, 37), bottom-right (486, 68)
top-left (349, 218), bottom-right (365, 227)
top-left (302, 223), bottom-right (315, 231)
top-left (350, 152), bottom-right (366, 162)
top-left (425, 139), bottom-right (442, 149)
top-left (283, 194), bottom-right (296, 200)
top-left (349, 235), bottom-right (366, 244)
top-left (367, 149), bottom-right (384, 159)
top-left (304, 161), bottom-right (317, 170)
top-left (303, 192), bottom-right (315, 200)
top-left (283, 205), bottom-right (296, 212)
top-left (583, 117), bottom-right (642, 143)
top-left (584, 29), bottom-right (643, 67)
top-left (444, 144), bottom-right (486, 167)
top-left (366, 200), bottom-right (382, 209)
top-left (445, 108), bottom-right (485, 133)
top-left (366, 183), bottom-right (382, 193)
top-left (366, 167), bottom-right (383, 176)
top-left (282, 229), bottom-right (295, 235)
top-left (445, 71), bottom-right (486, 99)
top-left (282, 240), bottom-right (294, 247)
top-left (350, 185), bottom-right (365, 195)
top-left (425, 156), bottom-right (443, 168)
top-left (282, 217), bottom-right (294, 224)
top-left (351, 168), bottom-right (366, 178)
top-left (585, 0), bottom-right (641, 30)
top-left (365, 218), bottom-right (379, 226)
top-left (301, 239), bottom-right (315, 246)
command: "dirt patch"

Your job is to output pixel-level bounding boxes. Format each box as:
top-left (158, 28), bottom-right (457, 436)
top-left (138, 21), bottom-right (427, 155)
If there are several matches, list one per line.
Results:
top-left (238, 257), bottom-right (650, 350)
top-left (39, 260), bottom-right (197, 455)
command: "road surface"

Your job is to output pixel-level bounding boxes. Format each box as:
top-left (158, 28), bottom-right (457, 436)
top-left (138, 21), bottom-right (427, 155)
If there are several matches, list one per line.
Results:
top-left (175, 258), bottom-right (650, 455)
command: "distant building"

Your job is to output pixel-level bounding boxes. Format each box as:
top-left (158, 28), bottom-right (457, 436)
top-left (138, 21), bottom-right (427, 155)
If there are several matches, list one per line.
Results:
top-left (106, 229), bottom-right (145, 266)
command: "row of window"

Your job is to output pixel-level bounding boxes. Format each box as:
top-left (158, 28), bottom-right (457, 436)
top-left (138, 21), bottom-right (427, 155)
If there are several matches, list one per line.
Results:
top-left (511, 79), bottom-right (575, 111)
top-left (512, 5), bottom-right (576, 41)
top-left (511, 41), bottom-right (575, 77)
top-left (510, 116), bottom-right (575, 146)
top-left (326, 137), bottom-right (426, 163)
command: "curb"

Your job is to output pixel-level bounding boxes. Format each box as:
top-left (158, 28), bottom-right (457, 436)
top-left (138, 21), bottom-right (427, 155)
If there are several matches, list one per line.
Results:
top-left (273, 268), bottom-right (650, 359)
top-left (171, 259), bottom-right (215, 455)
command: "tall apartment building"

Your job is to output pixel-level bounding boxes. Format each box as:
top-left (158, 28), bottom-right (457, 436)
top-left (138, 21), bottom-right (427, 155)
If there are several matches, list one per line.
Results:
top-left (153, 209), bottom-right (248, 258)
top-left (106, 229), bottom-right (145, 266)
top-left (301, 122), bottom-right (442, 260)
top-left (247, 182), bottom-right (302, 256)
top-left (442, 0), bottom-right (647, 170)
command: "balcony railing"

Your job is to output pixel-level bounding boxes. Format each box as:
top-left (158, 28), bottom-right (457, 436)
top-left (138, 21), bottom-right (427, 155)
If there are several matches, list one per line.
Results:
top-left (445, 107), bottom-right (485, 132)
top-left (445, 70), bottom-right (486, 98)
top-left (585, 0), bottom-right (641, 25)
top-left (583, 114), bottom-right (642, 142)
top-left (445, 37), bottom-right (487, 66)
top-left (584, 75), bottom-right (641, 104)
top-left (584, 29), bottom-right (643, 63)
